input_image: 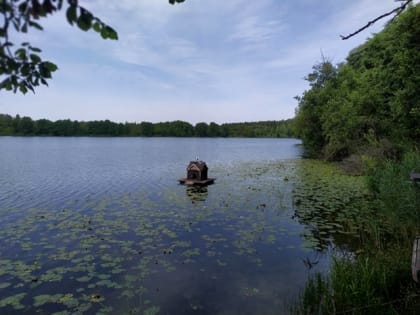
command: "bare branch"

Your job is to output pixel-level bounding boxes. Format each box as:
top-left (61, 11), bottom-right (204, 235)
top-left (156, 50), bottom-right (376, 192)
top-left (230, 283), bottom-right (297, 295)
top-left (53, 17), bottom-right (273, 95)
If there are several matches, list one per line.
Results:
top-left (340, 0), bottom-right (413, 40)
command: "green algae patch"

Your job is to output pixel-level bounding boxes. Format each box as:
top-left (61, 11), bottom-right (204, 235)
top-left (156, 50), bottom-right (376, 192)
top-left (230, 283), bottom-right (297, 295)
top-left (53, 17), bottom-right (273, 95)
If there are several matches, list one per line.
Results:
top-left (0, 293), bottom-right (26, 310)
top-left (33, 293), bottom-right (78, 308)
top-left (0, 282), bottom-right (11, 289)
top-left (144, 305), bottom-right (160, 315)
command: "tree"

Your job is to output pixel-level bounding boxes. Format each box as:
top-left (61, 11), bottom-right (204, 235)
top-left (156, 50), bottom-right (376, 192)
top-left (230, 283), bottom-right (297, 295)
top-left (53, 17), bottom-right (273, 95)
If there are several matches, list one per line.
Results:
top-left (0, 113), bottom-right (13, 134)
top-left (35, 118), bottom-right (53, 135)
top-left (208, 122), bottom-right (221, 137)
top-left (18, 115), bottom-right (34, 134)
top-left (0, 0), bottom-right (185, 94)
top-left (294, 60), bottom-right (338, 157)
top-left (295, 5), bottom-right (420, 160)
top-left (195, 122), bottom-right (209, 137)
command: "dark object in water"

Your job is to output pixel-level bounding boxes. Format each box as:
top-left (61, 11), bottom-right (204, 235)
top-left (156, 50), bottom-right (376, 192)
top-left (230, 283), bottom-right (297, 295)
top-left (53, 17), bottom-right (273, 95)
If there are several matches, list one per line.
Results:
top-left (179, 160), bottom-right (215, 186)
top-left (413, 236), bottom-right (420, 283)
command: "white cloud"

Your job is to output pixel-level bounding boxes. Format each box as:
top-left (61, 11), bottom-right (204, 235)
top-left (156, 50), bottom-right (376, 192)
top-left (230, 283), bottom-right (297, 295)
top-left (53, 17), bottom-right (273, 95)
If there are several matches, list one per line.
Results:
top-left (2, 0), bottom-right (418, 124)
top-left (230, 15), bottom-right (284, 45)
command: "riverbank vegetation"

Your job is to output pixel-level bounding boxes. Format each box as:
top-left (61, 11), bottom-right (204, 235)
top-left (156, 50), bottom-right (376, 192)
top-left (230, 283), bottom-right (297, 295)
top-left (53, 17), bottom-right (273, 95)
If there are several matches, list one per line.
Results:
top-left (293, 5), bottom-right (420, 314)
top-left (294, 5), bottom-right (419, 161)
top-left (292, 154), bottom-right (419, 314)
top-left (0, 114), bottom-right (294, 138)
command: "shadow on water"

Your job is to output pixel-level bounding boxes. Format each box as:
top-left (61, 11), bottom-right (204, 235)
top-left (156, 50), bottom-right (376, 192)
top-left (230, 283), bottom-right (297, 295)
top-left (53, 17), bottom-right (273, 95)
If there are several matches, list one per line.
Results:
top-left (186, 186), bottom-right (209, 204)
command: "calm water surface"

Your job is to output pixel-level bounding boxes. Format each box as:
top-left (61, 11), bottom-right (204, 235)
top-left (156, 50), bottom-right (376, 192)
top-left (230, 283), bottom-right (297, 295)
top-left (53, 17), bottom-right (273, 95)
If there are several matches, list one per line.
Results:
top-left (0, 137), bottom-right (328, 314)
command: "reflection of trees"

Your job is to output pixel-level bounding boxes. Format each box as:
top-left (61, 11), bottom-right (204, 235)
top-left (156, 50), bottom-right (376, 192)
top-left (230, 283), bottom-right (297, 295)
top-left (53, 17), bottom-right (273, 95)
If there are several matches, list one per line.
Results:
top-left (186, 186), bottom-right (208, 204)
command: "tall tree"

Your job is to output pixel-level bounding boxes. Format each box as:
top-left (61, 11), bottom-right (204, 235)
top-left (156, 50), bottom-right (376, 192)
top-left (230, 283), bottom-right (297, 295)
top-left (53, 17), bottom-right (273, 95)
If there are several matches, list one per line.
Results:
top-left (295, 5), bottom-right (420, 160)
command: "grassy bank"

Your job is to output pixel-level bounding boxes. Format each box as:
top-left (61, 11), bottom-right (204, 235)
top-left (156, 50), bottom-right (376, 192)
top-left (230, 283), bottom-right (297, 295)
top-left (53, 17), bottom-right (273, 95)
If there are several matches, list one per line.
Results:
top-left (292, 151), bottom-right (420, 314)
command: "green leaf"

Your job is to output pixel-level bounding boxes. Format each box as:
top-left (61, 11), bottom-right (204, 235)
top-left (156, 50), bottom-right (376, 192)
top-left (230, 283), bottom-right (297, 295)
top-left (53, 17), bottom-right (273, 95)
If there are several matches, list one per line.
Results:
top-left (20, 63), bottom-right (30, 76)
top-left (77, 17), bottom-right (91, 31)
top-left (0, 78), bottom-right (12, 91)
top-left (101, 26), bottom-right (118, 40)
top-left (43, 61), bottom-right (58, 72)
top-left (15, 48), bottom-right (26, 59)
top-left (7, 59), bottom-right (19, 71)
top-left (19, 83), bottom-right (28, 94)
top-left (93, 22), bottom-right (101, 33)
top-left (12, 19), bottom-right (20, 32)
top-left (30, 54), bottom-right (42, 63)
top-left (66, 5), bottom-right (78, 25)
top-left (28, 21), bottom-right (43, 31)
top-left (77, 9), bottom-right (94, 31)
top-left (39, 65), bottom-right (51, 79)
top-left (18, 2), bottom-right (28, 13)
top-left (27, 83), bottom-right (35, 93)
top-left (29, 47), bottom-right (42, 53)
top-left (21, 23), bottom-right (28, 33)
top-left (42, 0), bottom-right (56, 14)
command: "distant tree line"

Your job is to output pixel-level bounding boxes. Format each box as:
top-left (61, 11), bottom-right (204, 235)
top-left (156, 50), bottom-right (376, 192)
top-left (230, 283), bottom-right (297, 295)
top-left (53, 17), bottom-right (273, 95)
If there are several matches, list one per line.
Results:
top-left (294, 5), bottom-right (419, 160)
top-left (0, 114), bottom-right (295, 138)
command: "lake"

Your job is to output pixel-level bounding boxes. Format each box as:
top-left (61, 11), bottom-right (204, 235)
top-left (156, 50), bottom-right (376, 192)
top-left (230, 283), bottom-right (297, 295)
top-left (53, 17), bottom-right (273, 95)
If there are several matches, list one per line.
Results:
top-left (0, 137), bottom-right (329, 315)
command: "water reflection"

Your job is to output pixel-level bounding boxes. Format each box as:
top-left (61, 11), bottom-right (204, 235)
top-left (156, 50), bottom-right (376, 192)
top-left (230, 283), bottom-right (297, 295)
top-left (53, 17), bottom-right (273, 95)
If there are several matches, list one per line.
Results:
top-left (186, 186), bottom-right (208, 203)
top-left (302, 252), bottom-right (321, 271)
top-left (1, 138), bottom-right (328, 315)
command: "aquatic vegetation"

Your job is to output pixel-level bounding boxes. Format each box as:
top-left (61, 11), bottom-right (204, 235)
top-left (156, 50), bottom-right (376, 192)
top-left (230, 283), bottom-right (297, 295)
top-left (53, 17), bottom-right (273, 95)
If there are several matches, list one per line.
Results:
top-left (0, 293), bottom-right (26, 310)
top-left (0, 158), bottom-right (331, 314)
top-left (292, 160), bottom-right (374, 251)
top-left (292, 152), bottom-right (420, 314)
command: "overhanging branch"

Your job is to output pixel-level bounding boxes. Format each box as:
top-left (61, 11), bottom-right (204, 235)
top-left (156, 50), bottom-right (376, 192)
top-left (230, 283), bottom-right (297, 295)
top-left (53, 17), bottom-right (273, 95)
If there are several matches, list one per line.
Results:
top-left (340, 0), bottom-right (413, 40)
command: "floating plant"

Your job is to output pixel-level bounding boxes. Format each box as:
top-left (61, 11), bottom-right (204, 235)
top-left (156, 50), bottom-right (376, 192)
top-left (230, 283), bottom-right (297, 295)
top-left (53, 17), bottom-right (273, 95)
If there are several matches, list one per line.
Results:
top-left (0, 158), bottom-right (334, 314)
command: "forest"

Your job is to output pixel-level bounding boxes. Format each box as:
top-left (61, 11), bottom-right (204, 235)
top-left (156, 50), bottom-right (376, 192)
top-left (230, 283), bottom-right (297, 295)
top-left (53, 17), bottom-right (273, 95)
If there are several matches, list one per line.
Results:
top-left (0, 114), bottom-right (295, 138)
top-left (294, 4), bottom-right (419, 161)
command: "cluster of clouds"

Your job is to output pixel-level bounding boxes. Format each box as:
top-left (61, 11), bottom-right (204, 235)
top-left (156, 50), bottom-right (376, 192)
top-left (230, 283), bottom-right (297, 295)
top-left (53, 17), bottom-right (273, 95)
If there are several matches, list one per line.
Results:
top-left (1, 0), bottom-right (416, 123)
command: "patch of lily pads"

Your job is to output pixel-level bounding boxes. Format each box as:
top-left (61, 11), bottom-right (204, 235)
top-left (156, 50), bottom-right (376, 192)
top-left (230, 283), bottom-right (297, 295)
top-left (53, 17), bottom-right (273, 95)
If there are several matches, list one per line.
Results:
top-left (0, 159), bottom-right (335, 314)
top-left (292, 160), bottom-right (375, 251)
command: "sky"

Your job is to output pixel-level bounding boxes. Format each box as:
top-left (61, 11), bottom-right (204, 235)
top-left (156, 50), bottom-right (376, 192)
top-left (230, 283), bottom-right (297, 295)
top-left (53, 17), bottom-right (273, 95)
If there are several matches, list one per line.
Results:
top-left (0, 0), bottom-right (417, 124)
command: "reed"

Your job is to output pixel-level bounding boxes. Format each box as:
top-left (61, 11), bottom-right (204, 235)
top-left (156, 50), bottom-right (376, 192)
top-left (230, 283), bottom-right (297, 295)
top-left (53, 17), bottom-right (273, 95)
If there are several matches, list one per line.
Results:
top-left (293, 151), bottom-right (420, 314)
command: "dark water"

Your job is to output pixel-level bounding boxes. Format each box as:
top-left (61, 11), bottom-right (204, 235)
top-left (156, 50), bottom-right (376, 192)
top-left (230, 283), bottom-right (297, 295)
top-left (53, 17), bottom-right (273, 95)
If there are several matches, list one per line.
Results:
top-left (0, 137), bottom-right (328, 314)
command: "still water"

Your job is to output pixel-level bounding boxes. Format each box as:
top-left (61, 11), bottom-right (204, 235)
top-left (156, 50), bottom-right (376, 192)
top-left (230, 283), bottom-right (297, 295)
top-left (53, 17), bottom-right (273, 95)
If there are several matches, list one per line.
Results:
top-left (0, 137), bottom-right (328, 314)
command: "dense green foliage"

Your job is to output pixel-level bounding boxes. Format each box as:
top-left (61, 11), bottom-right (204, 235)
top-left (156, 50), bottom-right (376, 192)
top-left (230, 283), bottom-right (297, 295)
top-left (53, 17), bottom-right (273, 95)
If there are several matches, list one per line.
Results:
top-left (294, 5), bottom-right (420, 160)
top-left (0, 113), bottom-right (295, 138)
